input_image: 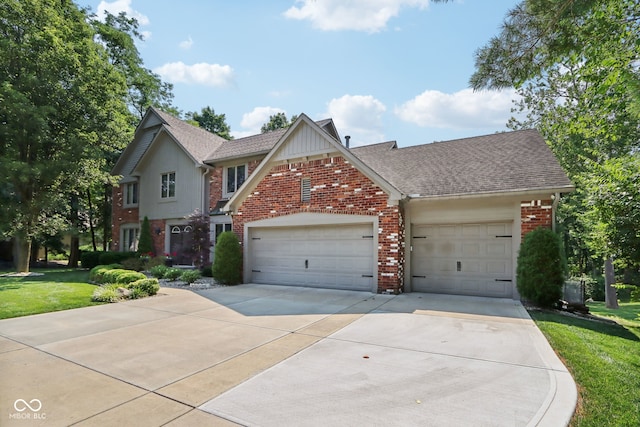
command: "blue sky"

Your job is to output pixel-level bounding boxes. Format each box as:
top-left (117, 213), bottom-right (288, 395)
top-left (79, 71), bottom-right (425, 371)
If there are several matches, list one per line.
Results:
top-left (81, 0), bottom-right (522, 147)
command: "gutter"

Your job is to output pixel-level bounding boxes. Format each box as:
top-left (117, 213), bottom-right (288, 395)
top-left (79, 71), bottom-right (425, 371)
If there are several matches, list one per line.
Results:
top-left (405, 186), bottom-right (575, 202)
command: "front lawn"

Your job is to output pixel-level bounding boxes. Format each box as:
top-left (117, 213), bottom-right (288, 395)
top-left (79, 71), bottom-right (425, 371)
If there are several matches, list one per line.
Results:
top-left (0, 269), bottom-right (103, 319)
top-left (530, 303), bottom-right (640, 427)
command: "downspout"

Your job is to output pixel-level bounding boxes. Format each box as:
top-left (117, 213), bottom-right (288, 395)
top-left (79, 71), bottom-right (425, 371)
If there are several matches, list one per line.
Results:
top-left (552, 192), bottom-right (560, 232)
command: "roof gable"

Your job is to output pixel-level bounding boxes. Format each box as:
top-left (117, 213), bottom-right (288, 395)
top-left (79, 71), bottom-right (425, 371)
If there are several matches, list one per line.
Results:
top-left (112, 107), bottom-right (227, 178)
top-left (224, 114), bottom-right (402, 213)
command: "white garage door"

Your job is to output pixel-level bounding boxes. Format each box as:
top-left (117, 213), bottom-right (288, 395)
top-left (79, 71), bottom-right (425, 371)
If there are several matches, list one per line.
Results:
top-left (249, 223), bottom-right (375, 291)
top-left (411, 223), bottom-right (513, 298)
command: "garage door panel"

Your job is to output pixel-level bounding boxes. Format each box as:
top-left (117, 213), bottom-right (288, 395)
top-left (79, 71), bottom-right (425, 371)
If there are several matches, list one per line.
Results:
top-left (412, 222), bottom-right (513, 298)
top-left (249, 223), bottom-right (375, 291)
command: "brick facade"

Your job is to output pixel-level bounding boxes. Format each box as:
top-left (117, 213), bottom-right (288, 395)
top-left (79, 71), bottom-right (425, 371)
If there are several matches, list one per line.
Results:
top-left (231, 156), bottom-right (403, 293)
top-left (208, 159), bottom-right (262, 211)
top-left (111, 185), bottom-right (140, 251)
top-left (520, 199), bottom-right (553, 238)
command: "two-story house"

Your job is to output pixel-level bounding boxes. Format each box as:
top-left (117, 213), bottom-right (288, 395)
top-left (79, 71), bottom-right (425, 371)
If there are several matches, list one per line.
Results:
top-left (111, 107), bottom-right (573, 298)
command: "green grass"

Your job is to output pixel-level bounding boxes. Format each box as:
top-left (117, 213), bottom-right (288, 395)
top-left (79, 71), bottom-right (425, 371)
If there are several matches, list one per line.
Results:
top-left (0, 269), bottom-right (104, 319)
top-left (530, 302), bottom-right (640, 427)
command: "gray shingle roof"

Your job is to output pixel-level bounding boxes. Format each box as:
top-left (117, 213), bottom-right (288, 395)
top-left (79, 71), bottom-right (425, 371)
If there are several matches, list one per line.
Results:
top-left (152, 108), bottom-right (227, 164)
top-left (351, 129), bottom-right (573, 197)
top-left (206, 128), bottom-right (288, 162)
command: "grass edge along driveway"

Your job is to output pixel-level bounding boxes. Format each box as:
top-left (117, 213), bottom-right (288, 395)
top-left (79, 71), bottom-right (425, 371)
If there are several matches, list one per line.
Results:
top-left (0, 269), bottom-right (103, 319)
top-left (530, 302), bottom-right (640, 427)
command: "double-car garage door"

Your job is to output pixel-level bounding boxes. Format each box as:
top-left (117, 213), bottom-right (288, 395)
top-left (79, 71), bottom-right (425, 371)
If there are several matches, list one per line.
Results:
top-left (412, 222), bottom-right (513, 298)
top-left (248, 223), bottom-right (375, 292)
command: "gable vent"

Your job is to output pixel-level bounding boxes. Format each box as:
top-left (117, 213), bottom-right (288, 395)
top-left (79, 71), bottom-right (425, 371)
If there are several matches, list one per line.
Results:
top-left (301, 178), bottom-right (311, 202)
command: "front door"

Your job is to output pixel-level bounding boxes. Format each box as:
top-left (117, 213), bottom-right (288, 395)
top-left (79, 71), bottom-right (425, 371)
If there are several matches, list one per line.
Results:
top-left (169, 225), bottom-right (193, 265)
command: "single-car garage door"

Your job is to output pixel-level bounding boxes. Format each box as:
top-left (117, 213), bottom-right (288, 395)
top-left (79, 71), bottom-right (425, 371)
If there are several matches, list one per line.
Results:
top-left (411, 222), bottom-right (513, 298)
top-left (248, 223), bottom-right (375, 291)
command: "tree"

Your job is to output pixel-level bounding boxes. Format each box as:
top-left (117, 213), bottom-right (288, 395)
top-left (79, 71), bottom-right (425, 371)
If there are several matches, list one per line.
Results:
top-left (517, 227), bottom-right (565, 307)
top-left (138, 216), bottom-right (154, 255)
top-left (182, 209), bottom-right (212, 268)
top-left (90, 11), bottom-right (174, 122)
top-left (0, 0), bottom-right (131, 272)
top-left (186, 106), bottom-right (232, 139)
top-left (260, 112), bottom-right (298, 133)
top-left (471, 0), bottom-right (640, 305)
top-left (212, 231), bottom-right (242, 285)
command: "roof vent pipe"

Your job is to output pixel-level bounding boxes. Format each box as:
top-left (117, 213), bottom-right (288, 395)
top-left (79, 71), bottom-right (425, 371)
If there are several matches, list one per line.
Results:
top-left (345, 135), bottom-right (351, 149)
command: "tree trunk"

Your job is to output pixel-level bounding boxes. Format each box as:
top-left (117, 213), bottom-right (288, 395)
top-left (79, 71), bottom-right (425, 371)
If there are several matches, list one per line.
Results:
top-left (68, 236), bottom-right (80, 268)
top-left (14, 233), bottom-right (31, 273)
top-left (87, 189), bottom-right (97, 251)
top-left (604, 256), bottom-right (619, 309)
top-left (68, 194), bottom-right (80, 268)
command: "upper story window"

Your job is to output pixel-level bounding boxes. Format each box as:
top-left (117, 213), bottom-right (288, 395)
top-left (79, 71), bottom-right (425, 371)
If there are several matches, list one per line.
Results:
top-left (225, 164), bottom-right (246, 196)
top-left (161, 172), bottom-right (176, 198)
top-left (124, 182), bottom-right (138, 207)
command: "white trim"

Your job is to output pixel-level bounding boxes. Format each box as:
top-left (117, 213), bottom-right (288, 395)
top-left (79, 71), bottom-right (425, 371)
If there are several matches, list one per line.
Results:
top-left (222, 163), bottom-right (248, 198)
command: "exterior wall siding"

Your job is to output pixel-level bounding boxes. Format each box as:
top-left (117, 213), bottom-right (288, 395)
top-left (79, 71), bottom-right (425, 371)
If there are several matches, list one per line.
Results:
top-left (232, 156), bottom-right (402, 293)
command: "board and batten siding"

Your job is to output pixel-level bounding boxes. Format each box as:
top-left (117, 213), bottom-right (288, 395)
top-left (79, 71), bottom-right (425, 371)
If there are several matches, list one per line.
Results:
top-left (137, 133), bottom-right (206, 220)
top-left (274, 125), bottom-right (337, 161)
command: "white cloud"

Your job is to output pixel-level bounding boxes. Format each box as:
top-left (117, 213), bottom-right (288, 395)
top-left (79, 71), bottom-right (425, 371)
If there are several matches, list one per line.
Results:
top-left (96, 0), bottom-right (150, 26)
top-left (232, 106), bottom-right (288, 138)
top-left (179, 36), bottom-right (193, 50)
top-left (284, 0), bottom-right (429, 32)
top-left (395, 88), bottom-right (520, 129)
top-left (324, 95), bottom-right (387, 147)
top-left (154, 62), bottom-right (234, 87)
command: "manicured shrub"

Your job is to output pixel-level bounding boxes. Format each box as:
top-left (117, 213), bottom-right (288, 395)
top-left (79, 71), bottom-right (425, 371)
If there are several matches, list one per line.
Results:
top-left (98, 251), bottom-right (137, 265)
top-left (631, 287), bottom-right (640, 302)
top-left (164, 268), bottom-right (183, 281)
top-left (201, 264), bottom-right (213, 277)
top-left (113, 271), bottom-right (147, 284)
top-left (122, 257), bottom-right (145, 272)
top-left (81, 251), bottom-right (102, 269)
top-left (91, 284), bottom-right (121, 302)
top-left (517, 227), bottom-right (565, 308)
top-left (149, 264), bottom-right (169, 279)
top-left (180, 270), bottom-right (201, 284)
top-left (89, 264), bottom-right (123, 283)
top-left (145, 256), bottom-right (166, 270)
top-left (212, 231), bottom-right (242, 285)
top-left (127, 278), bottom-right (160, 296)
top-left (138, 216), bottom-right (154, 255)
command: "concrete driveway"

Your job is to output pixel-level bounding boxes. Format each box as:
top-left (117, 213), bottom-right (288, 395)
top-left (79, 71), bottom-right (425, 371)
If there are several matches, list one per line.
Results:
top-left (0, 284), bottom-right (576, 426)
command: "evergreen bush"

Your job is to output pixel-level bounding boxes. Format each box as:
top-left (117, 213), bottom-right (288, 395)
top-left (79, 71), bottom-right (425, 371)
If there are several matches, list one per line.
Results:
top-left (164, 268), bottom-right (183, 281)
top-left (180, 270), bottom-right (201, 284)
top-left (517, 227), bottom-right (565, 307)
top-left (127, 278), bottom-right (160, 296)
top-left (138, 216), bottom-right (154, 255)
top-left (212, 231), bottom-right (242, 285)
top-left (149, 264), bottom-right (169, 279)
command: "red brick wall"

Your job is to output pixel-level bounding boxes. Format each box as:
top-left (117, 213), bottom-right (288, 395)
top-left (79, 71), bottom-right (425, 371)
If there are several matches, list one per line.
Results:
top-left (149, 219), bottom-right (166, 256)
top-left (208, 159), bottom-right (263, 210)
top-left (520, 199), bottom-right (553, 239)
top-left (111, 185), bottom-right (140, 251)
top-left (232, 156), bottom-right (403, 293)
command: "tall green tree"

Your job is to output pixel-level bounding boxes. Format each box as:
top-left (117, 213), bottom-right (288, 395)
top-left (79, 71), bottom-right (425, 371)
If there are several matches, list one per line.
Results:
top-left (186, 106), bottom-right (232, 139)
top-left (260, 112), bottom-right (298, 133)
top-left (471, 0), bottom-right (640, 306)
top-left (90, 11), bottom-right (174, 122)
top-left (0, 0), bottom-right (131, 272)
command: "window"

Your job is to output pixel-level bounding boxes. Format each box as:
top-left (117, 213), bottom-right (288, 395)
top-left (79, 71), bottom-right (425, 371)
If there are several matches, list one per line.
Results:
top-left (225, 165), bottom-right (246, 195)
top-left (122, 226), bottom-right (139, 251)
top-left (161, 172), bottom-right (176, 198)
top-left (301, 178), bottom-right (311, 202)
top-left (214, 223), bottom-right (233, 242)
top-left (124, 182), bottom-right (138, 206)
